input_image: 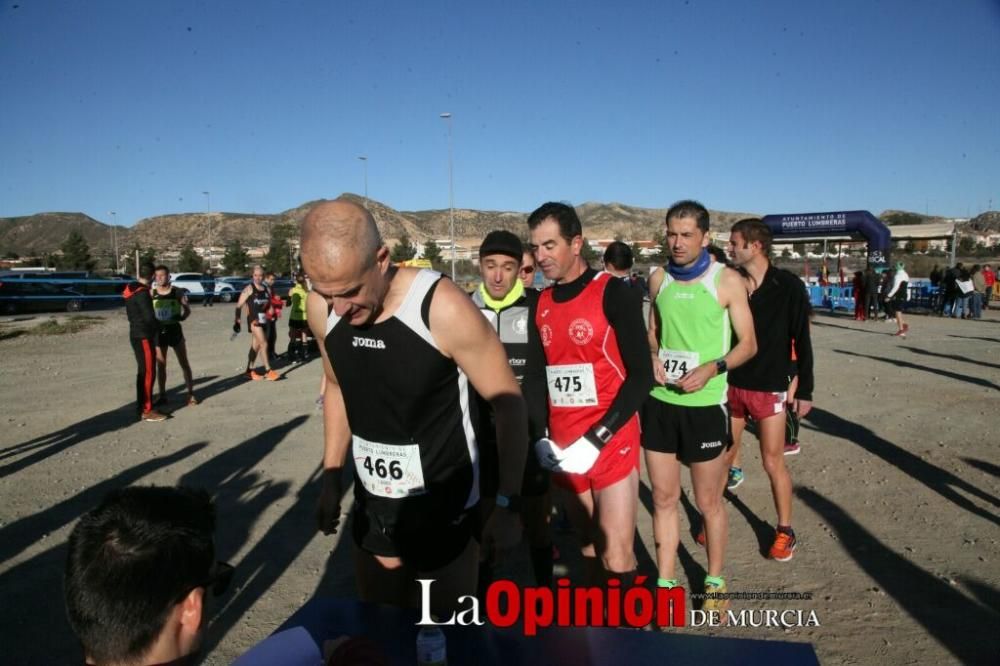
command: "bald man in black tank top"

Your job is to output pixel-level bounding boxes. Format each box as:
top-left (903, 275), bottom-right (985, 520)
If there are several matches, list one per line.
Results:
top-left (301, 199), bottom-right (529, 618)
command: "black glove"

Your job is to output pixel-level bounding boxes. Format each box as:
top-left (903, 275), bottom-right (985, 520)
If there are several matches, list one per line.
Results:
top-left (316, 468), bottom-right (345, 535)
top-left (233, 321), bottom-right (241, 334)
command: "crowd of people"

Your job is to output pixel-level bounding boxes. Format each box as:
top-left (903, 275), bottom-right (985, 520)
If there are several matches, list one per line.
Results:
top-left (852, 261), bottom-right (996, 330)
top-left (929, 262), bottom-right (994, 319)
top-left (850, 263), bottom-right (910, 336)
top-left (78, 198), bottom-right (825, 664)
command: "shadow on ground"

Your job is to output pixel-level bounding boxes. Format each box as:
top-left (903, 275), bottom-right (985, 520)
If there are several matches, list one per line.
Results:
top-left (797, 487), bottom-right (999, 664)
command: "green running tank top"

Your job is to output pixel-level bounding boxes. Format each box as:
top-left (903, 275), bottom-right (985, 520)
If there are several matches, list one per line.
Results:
top-left (650, 262), bottom-right (730, 407)
top-left (152, 286), bottom-right (183, 324)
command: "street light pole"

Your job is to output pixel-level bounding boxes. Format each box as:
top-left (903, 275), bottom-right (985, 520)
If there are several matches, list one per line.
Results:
top-left (202, 191), bottom-right (211, 269)
top-left (439, 112), bottom-right (455, 281)
top-left (108, 211), bottom-right (118, 273)
top-left (361, 156), bottom-right (369, 206)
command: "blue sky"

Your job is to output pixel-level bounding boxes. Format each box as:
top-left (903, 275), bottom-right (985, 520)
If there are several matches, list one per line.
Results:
top-left (1, 0), bottom-right (998, 227)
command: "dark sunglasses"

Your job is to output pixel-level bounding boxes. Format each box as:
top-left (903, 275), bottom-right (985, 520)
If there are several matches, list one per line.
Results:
top-left (177, 561), bottom-right (234, 602)
top-left (520, 266), bottom-right (535, 275)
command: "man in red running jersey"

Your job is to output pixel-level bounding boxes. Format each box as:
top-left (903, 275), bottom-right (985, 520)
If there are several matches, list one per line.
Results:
top-left (528, 202), bottom-right (653, 587)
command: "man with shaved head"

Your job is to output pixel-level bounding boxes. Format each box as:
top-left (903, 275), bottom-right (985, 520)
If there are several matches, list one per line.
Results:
top-left (301, 199), bottom-right (528, 617)
top-left (234, 265), bottom-right (279, 381)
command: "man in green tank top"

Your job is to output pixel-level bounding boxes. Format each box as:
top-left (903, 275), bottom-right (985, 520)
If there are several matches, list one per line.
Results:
top-left (643, 200), bottom-right (757, 617)
top-left (287, 272), bottom-right (310, 362)
top-left (152, 265), bottom-right (197, 406)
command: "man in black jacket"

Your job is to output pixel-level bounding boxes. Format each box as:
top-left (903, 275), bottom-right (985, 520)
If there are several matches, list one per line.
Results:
top-left (471, 230), bottom-right (552, 596)
top-left (123, 263), bottom-right (167, 422)
top-left (725, 219), bottom-right (814, 562)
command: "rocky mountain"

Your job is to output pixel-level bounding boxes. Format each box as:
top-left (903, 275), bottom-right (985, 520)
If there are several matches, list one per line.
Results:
top-left (878, 210), bottom-right (951, 226)
top-left (968, 211), bottom-right (1000, 233)
top-left (403, 200), bottom-right (757, 244)
top-left (0, 212), bottom-right (115, 257)
top-left (3, 198), bottom-right (979, 258)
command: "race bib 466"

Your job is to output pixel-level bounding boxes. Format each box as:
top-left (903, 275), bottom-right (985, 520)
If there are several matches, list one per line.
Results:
top-left (353, 436), bottom-right (427, 498)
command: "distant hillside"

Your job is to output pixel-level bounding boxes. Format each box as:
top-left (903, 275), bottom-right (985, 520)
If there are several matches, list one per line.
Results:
top-left (13, 199), bottom-right (980, 258)
top-left (878, 210), bottom-right (951, 226)
top-left (968, 211), bottom-right (1000, 233)
top-left (0, 213), bottom-right (114, 257)
top-left (405, 200), bottom-right (758, 243)
top-left (130, 211), bottom-right (286, 250)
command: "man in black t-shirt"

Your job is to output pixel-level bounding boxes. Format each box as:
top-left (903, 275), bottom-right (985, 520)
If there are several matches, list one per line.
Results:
top-left (471, 230), bottom-right (552, 595)
top-left (726, 219), bottom-right (813, 562)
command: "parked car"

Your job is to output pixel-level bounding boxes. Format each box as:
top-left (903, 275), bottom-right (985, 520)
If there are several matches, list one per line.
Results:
top-left (0, 280), bottom-right (88, 315)
top-left (216, 277), bottom-right (250, 302)
top-left (213, 279), bottom-right (240, 303)
top-left (169, 273), bottom-right (217, 301)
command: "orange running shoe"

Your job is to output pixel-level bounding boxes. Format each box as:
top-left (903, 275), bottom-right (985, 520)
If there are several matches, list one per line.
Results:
top-left (246, 370), bottom-right (264, 381)
top-left (695, 527), bottom-right (706, 547)
top-left (265, 369), bottom-right (280, 381)
top-left (769, 529), bottom-right (797, 561)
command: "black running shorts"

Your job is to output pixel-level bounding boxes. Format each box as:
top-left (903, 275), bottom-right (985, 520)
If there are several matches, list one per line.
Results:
top-left (351, 496), bottom-right (478, 571)
top-left (641, 398), bottom-right (732, 464)
top-left (156, 325), bottom-right (184, 349)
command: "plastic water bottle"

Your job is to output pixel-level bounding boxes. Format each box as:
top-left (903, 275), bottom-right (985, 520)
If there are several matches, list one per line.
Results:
top-left (416, 626), bottom-right (446, 665)
top-left (229, 331), bottom-right (239, 342)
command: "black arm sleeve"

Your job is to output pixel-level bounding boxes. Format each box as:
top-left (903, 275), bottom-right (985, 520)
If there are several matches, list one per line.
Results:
top-left (521, 294), bottom-right (549, 441)
top-left (790, 285), bottom-right (815, 402)
top-left (598, 278), bottom-right (655, 435)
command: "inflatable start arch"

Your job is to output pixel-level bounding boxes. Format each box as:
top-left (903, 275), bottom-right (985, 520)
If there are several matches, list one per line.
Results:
top-left (760, 211), bottom-right (891, 268)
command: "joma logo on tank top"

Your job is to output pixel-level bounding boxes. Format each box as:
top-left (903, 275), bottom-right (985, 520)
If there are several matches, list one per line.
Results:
top-left (352, 336), bottom-right (386, 349)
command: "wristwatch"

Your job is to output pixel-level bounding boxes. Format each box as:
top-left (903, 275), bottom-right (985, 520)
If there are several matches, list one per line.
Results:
top-left (495, 493), bottom-right (522, 513)
top-left (715, 358), bottom-right (728, 375)
top-left (591, 424), bottom-right (613, 445)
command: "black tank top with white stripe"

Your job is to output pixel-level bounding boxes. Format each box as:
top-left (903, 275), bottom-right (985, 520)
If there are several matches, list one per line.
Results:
top-left (325, 269), bottom-right (478, 519)
top-left (248, 283), bottom-right (271, 324)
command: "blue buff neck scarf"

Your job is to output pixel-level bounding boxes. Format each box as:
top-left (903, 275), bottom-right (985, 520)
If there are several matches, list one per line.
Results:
top-left (667, 248), bottom-right (711, 280)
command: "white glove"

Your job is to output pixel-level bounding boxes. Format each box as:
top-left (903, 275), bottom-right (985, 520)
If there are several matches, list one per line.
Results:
top-left (534, 436), bottom-right (601, 475)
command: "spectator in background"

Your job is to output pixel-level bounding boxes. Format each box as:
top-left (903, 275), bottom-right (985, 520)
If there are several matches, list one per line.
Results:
top-left (64, 486), bottom-right (232, 666)
top-left (264, 272), bottom-right (284, 361)
top-left (982, 264), bottom-right (995, 310)
top-left (970, 265), bottom-right (985, 319)
top-left (630, 271), bottom-right (648, 297)
top-left (941, 263), bottom-right (961, 316)
top-left (863, 265), bottom-right (879, 321)
top-left (878, 269), bottom-right (893, 321)
top-left (603, 241), bottom-right (646, 305)
top-left (520, 249), bottom-right (538, 290)
top-left (953, 263), bottom-right (972, 319)
top-left (203, 269), bottom-right (215, 307)
top-left (287, 272), bottom-right (310, 362)
top-left (852, 271), bottom-right (866, 321)
top-left (928, 264), bottom-right (943, 312)
top-left (886, 261), bottom-right (910, 337)
top-left (929, 264), bottom-right (942, 288)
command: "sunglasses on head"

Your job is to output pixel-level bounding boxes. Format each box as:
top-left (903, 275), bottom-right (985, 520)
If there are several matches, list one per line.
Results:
top-left (177, 561), bottom-right (234, 602)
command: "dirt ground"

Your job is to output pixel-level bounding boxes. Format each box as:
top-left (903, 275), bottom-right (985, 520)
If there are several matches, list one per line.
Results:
top-left (0, 302), bottom-right (997, 665)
